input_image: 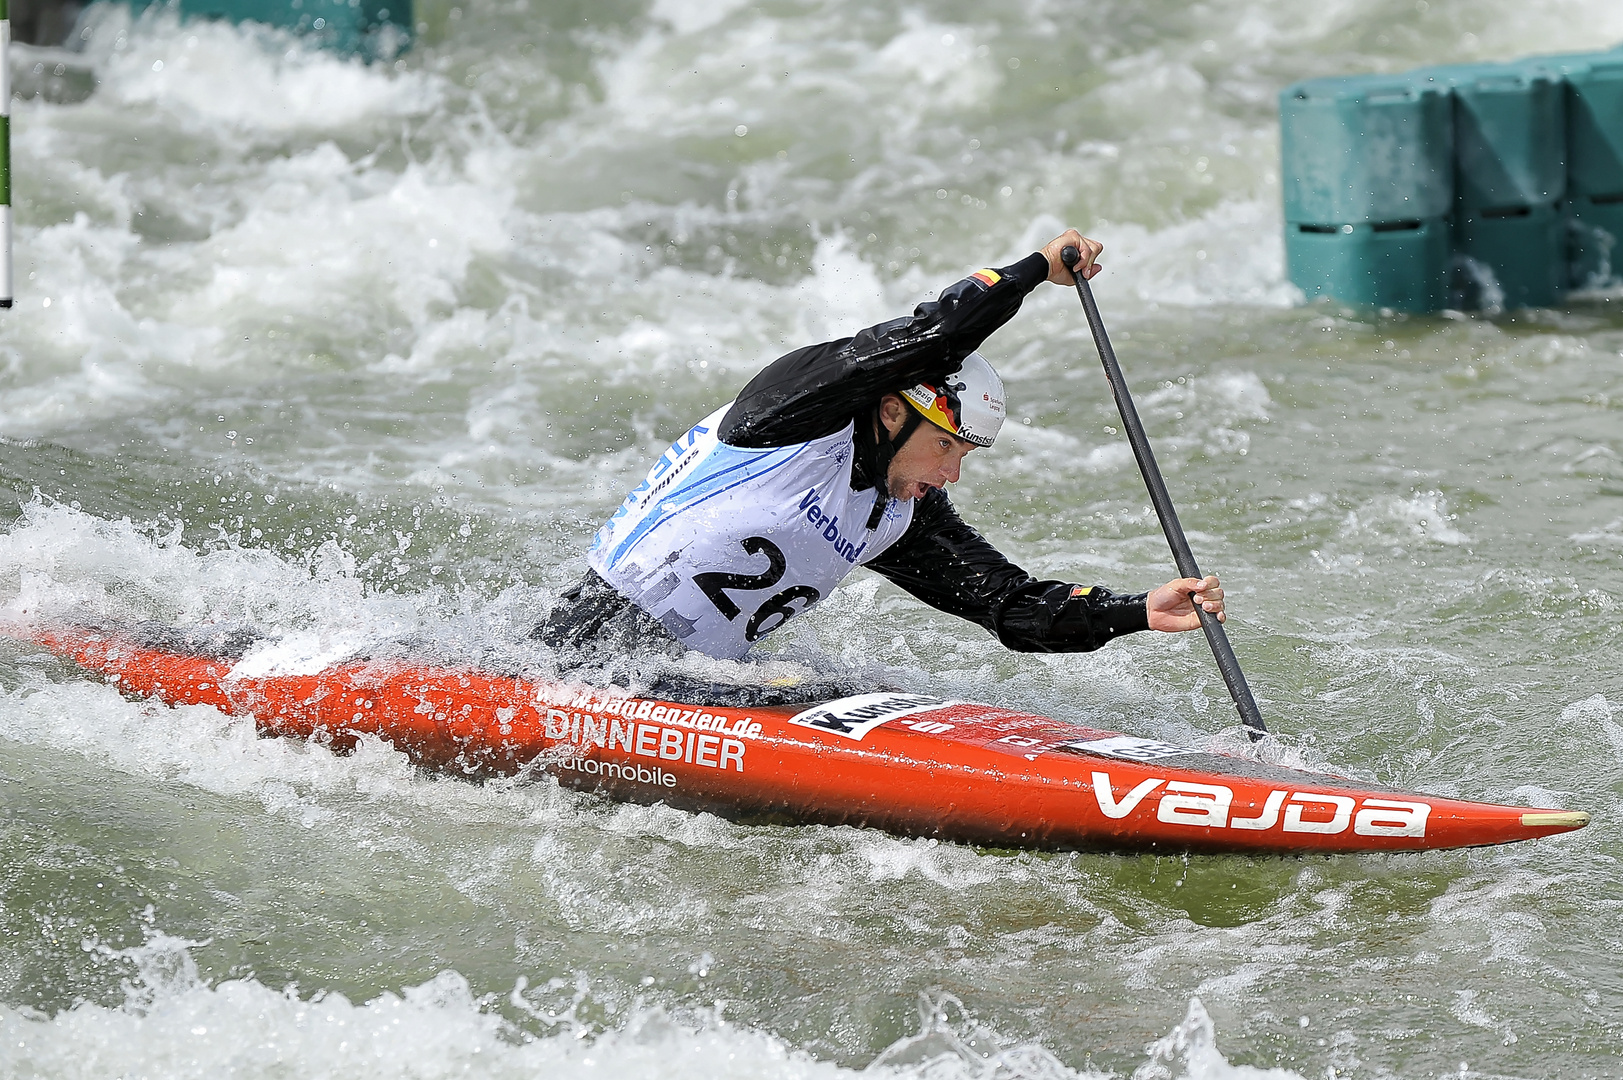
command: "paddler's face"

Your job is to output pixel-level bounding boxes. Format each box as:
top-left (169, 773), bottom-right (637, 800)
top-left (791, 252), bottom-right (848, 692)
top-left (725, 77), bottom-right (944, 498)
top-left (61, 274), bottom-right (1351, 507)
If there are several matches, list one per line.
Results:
top-left (878, 393), bottom-right (977, 501)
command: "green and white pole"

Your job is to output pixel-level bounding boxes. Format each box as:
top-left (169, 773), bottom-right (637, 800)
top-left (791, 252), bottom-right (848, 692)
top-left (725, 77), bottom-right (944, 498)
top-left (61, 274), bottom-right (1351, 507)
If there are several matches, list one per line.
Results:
top-left (0, 0), bottom-right (10, 308)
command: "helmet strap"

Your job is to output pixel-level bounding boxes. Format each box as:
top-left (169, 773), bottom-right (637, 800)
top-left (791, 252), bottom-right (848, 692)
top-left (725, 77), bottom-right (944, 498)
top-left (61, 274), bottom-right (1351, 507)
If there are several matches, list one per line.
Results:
top-left (865, 405), bottom-right (924, 530)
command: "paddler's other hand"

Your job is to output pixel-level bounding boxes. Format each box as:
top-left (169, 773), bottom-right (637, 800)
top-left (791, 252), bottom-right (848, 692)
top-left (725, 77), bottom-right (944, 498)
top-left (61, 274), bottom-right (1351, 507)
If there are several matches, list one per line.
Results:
top-left (1041, 229), bottom-right (1103, 284)
top-left (1146, 575), bottom-right (1225, 633)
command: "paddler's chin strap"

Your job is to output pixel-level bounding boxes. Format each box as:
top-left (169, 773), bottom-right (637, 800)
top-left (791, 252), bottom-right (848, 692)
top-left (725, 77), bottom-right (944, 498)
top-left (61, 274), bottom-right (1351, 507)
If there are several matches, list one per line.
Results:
top-left (855, 402), bottom-right (924, 530)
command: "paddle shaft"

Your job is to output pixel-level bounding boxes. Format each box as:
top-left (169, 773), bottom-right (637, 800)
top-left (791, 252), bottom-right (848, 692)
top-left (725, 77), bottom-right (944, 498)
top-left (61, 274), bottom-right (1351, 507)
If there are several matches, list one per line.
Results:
top-left (1062, 246), bottom-right (1267, 740)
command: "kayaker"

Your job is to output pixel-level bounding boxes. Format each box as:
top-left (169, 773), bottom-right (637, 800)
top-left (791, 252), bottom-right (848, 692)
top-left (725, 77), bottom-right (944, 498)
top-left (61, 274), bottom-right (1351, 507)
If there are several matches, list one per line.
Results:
top-left (539, 228), bottom-right (1224, 666)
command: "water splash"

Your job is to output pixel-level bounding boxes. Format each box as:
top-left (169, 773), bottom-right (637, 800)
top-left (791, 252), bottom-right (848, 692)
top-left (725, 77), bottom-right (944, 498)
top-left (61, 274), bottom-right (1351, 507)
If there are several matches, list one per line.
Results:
top-left (1131, 999), bottom-right (1300, 1080)
top-left (0, 937), bottom-right (1309, 1080)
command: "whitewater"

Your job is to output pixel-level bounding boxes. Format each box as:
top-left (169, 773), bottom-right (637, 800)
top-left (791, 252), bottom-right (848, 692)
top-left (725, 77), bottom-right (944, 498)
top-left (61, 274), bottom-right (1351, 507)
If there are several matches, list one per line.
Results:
top-left (1, 0), bottom-right (1622, 1076)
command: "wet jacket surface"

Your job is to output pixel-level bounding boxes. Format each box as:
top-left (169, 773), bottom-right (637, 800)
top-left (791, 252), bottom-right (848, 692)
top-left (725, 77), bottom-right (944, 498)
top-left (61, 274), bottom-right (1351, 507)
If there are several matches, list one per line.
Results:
top-left (717, 251), bottom-right (1149, 652)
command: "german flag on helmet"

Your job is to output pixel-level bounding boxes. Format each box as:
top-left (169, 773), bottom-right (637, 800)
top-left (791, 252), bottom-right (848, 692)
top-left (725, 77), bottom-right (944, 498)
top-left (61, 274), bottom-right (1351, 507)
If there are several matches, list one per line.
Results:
top-left (900, 352), bottom-right (1005, 448)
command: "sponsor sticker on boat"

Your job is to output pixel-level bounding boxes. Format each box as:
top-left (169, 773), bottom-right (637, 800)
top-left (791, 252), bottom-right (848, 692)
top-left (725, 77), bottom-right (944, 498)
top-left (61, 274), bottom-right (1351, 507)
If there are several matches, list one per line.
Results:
top-left (1060, 735), bottom-right (1195, 761)
top-left (1087, 770), bottom-right (1433, 837)
top-left (788, 693), bottom-right (956, 741)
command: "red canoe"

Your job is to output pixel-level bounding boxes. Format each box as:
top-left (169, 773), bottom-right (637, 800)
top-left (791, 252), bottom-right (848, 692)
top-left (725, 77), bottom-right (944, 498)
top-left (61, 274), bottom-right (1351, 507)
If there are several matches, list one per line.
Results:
top-left (9, 623), bottom-right (1590, 854)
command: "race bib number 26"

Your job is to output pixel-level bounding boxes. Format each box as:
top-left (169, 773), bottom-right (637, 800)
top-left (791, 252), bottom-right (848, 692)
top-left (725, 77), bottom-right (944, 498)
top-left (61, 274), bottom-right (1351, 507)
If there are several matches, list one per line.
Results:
top-left (693, 536), bottom-right (822, 642)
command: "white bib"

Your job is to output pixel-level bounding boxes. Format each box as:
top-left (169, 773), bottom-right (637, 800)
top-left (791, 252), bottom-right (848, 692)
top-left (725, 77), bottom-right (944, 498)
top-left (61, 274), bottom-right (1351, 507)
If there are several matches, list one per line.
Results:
top-left (587, 405), bottom-right (915, 659)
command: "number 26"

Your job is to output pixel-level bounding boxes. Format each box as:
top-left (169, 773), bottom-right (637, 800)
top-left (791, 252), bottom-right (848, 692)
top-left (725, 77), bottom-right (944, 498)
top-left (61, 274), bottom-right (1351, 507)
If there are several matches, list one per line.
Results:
top-left (693, 536), bottom-right (821, 641)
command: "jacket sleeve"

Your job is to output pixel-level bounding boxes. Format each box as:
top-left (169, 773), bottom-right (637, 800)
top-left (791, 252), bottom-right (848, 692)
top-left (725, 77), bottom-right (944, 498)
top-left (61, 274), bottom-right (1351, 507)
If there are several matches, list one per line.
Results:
top-left (719, 251), bottom-right (1051, 448)
top-left (862, 489), bottom-right (1151, 652)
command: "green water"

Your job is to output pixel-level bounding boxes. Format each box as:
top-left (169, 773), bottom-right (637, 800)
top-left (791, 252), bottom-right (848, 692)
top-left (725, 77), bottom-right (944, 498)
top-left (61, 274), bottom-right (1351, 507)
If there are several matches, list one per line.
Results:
top-left (0, 1), bottom-right (1621, 1076)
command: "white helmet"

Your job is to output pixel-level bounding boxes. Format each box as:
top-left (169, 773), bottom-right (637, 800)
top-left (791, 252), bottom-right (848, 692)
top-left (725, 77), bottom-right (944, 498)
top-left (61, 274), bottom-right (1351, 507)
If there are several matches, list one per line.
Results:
top-left (899, 351), bottom-right (1006, 447)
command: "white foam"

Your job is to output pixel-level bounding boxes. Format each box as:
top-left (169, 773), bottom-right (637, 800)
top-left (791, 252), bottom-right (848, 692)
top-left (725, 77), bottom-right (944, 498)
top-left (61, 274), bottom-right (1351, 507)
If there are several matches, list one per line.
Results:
top-left (854, 835), bottom-right (1000, 888)
top-left (1340, 491), bottom-right (1472, 547)
top-left (1559, 695), bottom-right (1623, 763)
top-left (1571, 517), bottom-right (1623, 546)
top-left (1451, 989), bottom-right (1519, 1047)
top-left (788, 238), bottom-right (896, 347)
top-left (158, 146), bottom-right (516, 337)
top-left (85, 9), bottom-right (440, 138)
top-left (648, 0), bottom-right (756, 37)
top-left (0, 931), bottom-right (854, 1080)
top-left (0, 932), bottom-right (1304, 1080)
top-left (1141, 372), bottom-right (1272, 424)
top-left (0, 500), bottom-right (427, 642)
top-left (0, 211), bottom-right (220, 437)
top-left (997, 422), bottom-right (1136, 478)
top-left (4, 6), bottom-right (1620, 1077)
top-left (872, 15), bottom-right (1000, 112)
top-left (1138, 999), bottom-right (1304, 1079)
top-left (228, 630), bottom-right (372, 678)
top-left (1090, 200), bottom-right (1297, 312)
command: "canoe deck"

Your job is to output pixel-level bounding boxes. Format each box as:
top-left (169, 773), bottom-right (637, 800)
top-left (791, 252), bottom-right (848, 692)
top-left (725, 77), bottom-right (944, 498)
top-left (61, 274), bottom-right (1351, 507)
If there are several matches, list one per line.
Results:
top-left (6, 623), bottom-right (1591, 854)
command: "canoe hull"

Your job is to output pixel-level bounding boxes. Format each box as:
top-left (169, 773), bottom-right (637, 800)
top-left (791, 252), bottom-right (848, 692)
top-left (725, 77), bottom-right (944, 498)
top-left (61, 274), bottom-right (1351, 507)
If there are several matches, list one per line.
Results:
top-left (11, 624), bottom-right (1590, 855)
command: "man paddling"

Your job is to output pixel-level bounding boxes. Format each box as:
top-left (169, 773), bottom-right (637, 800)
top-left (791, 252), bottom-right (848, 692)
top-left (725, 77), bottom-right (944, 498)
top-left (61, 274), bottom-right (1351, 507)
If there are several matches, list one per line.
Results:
top-left (540, 229), bottom-right (1224, 667)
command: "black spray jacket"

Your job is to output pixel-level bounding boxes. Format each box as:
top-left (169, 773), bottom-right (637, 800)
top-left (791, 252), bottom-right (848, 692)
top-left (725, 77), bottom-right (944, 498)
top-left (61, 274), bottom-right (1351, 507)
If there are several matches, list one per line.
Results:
top-left (716, 251), bottom-right (1149, 653)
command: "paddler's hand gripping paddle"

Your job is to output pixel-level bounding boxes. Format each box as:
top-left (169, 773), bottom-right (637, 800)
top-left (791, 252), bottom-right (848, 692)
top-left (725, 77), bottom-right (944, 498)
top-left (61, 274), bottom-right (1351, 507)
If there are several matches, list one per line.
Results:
top-left (1062, 245), bottom-right (1268, 741)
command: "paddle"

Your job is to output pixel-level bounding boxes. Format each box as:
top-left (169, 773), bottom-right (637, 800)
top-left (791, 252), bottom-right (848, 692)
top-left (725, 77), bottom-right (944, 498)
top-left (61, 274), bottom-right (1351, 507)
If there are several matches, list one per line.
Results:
top-left (1061, 246), bottom-right (1268, 741)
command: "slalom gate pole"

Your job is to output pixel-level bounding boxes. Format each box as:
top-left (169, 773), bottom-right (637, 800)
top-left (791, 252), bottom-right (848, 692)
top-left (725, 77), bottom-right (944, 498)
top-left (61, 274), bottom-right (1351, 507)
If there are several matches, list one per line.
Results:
top-left (0, 0), bottom-right (10, 309)
top-left (1061, 245), bottom-right (1267, 741)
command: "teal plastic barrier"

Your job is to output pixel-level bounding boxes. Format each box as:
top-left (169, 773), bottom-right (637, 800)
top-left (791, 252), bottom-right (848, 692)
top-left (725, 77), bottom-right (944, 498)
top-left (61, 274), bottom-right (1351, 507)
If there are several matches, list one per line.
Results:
top-left (1420, 63), bottom-right (1566, 307)
top-left (1528, 53), bottom-right (1623, 195)
top-left (1418, 63), bottom-right (1565, 208)
top-left (1287, 218), bottom-right (1451, 312)
top-left (1566, 195), bottom-right (1623, 288)
top-left (1452, 202), bottom-right (1566, 308)
top-left (1279, 75), bottom-right (1452, 310)
top-left (1280, 75), bottom-right (1453, 225)
top-left (128, 0), bottom-right (412, 59)
top-left (1281, 47), bottom-right (1623, 310)
top-left (1525, 53), bottom-right (1623, 288)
